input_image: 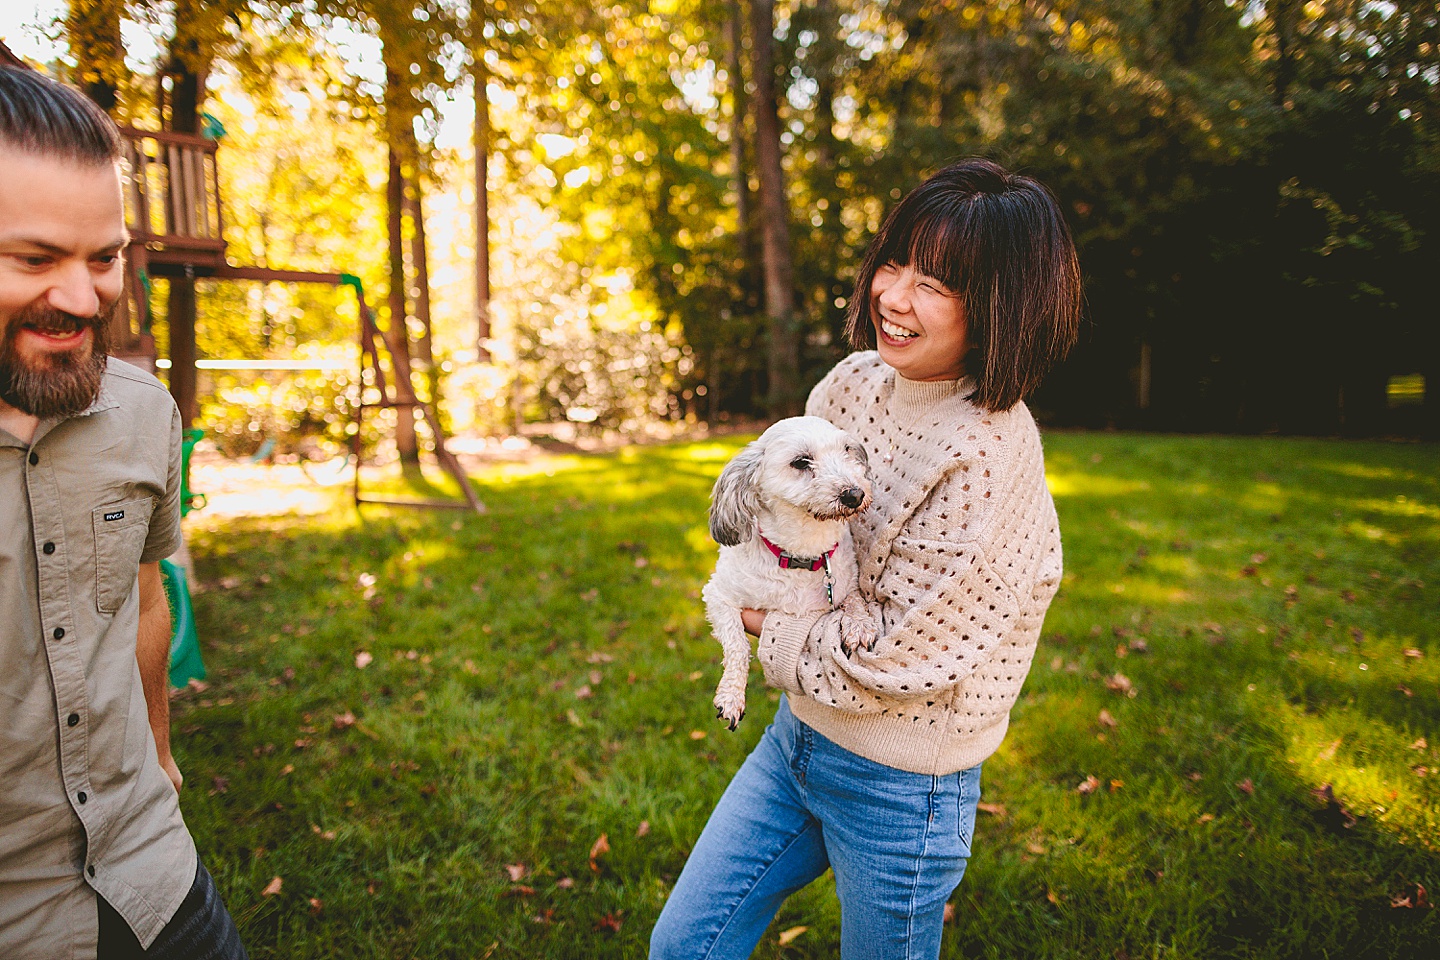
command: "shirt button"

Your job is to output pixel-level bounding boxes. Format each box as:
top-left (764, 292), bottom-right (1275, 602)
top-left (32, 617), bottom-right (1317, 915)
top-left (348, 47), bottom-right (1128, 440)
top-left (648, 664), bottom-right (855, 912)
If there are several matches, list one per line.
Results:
top-left (43, 542), bottom-right (56, 555)
top-left (29, 452), bottom-right (39, 466)
top-left (53, 627), bottom-right (65, 640)
top-left (77, 792), bottom-right (87, 804)
top-left (87, 865), bottom-right (95, 877)
top-left (67, 713), bottom-right (80, 727)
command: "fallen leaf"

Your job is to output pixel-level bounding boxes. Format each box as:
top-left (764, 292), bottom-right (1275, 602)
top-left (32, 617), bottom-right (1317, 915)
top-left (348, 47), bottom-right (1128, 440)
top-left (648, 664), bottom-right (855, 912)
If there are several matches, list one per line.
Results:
top-left (977, 801), bottom-right (1008, 818)
top-left (593, 911), bottom-right (623, 933)
top-left (1098, 709), bottom-right (1118, 729)
top-left (1076, 775), bottom-right (1101, 795)
top-left (532, 908), bottom-right (555, 925)
top-left (1409, 738), bottom-right (1428, 751)
top-left (1026, 841), bottom-right (1047, 855)
top-left (505, 863), bottom-right (528, 882)
top-left (586, 652), bottom-right (615, 664)
top-left (503, 885), bottom-right (536, 898)
top-left (574, 685), bottom-right (593, 700)
top-left (589, 833), bottom-right (611, 872)
top-left (777, 925), bottom-right (808, 946)
top-left (332, 711), bottom-right (356, 731)
top-left (943, 902), bottom-right (956, 924)
top-left (1317, 739), bottom-right (1342, 762)
top-left (1197, 813), bottom-right (1215, 824)
top-left (308, 897), bottom-right (323, 916)
top-left (1046, 888), bottom-right (1064, 905)
top-left (1404, 648), bottom-right (1423, 659)
top-left (261, 876), bottom-right (283, 897)
top-left (636, 820), bottom-right (651, 838)
top-left (280, 764), bottom-right (294, 776)
top-left (1109, 779), bottom-right (1124, 792)
top-left (1237, 778), bottom-right (1255, 795)
top-left (556, 877), bottom-right (575, 889)
top-left (1105, 674), bottom-right (1136, 697)
top-left (690, 730), bottom-right (707, 740)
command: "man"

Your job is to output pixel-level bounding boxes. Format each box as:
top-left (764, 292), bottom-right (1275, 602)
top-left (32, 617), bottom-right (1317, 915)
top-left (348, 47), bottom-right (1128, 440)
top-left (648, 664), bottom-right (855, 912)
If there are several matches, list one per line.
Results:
top-left (0, 67), bottom-right (247, 958)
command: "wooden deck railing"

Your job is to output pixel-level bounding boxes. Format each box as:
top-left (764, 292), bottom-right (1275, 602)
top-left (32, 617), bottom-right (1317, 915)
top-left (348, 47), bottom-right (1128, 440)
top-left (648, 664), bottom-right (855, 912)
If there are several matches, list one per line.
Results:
top-left (119, 126), bottom-right (226, 269)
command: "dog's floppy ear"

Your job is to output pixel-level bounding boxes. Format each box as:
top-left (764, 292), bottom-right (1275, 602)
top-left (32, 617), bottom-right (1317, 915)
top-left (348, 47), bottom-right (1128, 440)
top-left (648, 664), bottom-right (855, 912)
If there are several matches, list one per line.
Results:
top-left (710, 442), bottom-right (763, 546)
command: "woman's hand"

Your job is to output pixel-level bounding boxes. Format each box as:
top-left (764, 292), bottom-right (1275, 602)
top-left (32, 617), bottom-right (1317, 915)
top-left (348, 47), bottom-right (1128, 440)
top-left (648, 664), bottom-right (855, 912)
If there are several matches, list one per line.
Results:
top-left (741, 609), bottom-right (768, 636)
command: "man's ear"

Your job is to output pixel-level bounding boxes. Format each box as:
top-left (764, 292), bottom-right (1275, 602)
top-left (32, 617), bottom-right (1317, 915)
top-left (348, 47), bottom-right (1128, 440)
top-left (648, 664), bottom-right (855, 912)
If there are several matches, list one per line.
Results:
top-left (709, 442), bottom-right (764, 546)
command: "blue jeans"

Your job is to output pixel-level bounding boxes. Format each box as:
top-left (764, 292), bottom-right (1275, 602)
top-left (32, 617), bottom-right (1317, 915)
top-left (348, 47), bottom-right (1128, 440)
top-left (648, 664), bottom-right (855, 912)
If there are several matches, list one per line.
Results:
top-left (651, 696), bottom-right (982, 960)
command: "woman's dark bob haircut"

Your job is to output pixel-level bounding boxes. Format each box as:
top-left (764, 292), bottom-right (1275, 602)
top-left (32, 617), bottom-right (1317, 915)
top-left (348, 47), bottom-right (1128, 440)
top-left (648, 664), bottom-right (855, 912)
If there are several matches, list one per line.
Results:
top-left (0, 67), bottom-right (121, 164)
top-left (845, 157), bottom-right (1081, 412)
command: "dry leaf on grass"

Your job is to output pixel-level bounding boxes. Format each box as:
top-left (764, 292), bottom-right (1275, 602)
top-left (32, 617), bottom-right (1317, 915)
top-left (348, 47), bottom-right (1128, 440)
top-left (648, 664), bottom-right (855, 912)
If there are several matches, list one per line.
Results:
top-left (261, 876), bottom-right (283, 897)
top-left (593, 911), bottom-right (623, 933)
top-left (777, 926), bottom-right (808, 946)
top-left (589, 833), bottom-right (610, 872)
top-left (505, 863), bottom-right (528, 882)
top-left (1237, 778), bottom-right (1255, 795)
top-left (1098, 709), bottom-right (1118, 729)
top-left (1105, 674), bottom-right (1136, 697)
top-left (977, 801), bottom-right (1008, 818)
top-left (1076, 775), bottom-right (1101, 795)
top-left (636, 821), bottom-right (651, 838)
top-left (308, 898), bottom-right (323, 916)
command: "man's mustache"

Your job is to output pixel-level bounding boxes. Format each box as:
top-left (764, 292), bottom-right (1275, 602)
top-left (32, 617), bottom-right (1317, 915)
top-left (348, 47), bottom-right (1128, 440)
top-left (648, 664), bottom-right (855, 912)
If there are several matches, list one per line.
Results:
top-left (12, 304), bottom-right (106, 337)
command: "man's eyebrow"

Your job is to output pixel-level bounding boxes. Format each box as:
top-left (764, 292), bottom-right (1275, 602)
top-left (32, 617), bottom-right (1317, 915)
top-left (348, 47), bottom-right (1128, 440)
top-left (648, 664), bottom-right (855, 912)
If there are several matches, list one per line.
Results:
top-left (0, 237), bottom-right (130, 255)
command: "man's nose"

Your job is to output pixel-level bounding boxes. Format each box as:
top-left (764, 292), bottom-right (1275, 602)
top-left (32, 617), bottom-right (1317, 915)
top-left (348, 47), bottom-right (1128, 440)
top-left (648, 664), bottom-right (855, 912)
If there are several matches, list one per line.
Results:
top-left (46, 263), bottom-right (102, 318)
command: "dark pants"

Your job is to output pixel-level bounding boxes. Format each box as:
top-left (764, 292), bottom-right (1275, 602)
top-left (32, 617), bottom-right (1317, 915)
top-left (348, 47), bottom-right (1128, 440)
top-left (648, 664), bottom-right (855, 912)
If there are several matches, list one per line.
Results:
top-left (97, 859), bottom-right (248, 960)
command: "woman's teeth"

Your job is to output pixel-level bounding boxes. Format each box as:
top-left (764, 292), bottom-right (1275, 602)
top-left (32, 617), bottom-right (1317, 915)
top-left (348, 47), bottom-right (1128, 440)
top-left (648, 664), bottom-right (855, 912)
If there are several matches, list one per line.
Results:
top-left (881, 320), bottom-right (917, 341)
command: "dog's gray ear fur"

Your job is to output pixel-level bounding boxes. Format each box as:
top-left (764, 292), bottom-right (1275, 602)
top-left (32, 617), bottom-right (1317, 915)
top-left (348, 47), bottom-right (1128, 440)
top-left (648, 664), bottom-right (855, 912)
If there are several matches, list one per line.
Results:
top-left (710, 443), bottom-right (763, 546)
top-left (846, 440), bottom-right (869, 468)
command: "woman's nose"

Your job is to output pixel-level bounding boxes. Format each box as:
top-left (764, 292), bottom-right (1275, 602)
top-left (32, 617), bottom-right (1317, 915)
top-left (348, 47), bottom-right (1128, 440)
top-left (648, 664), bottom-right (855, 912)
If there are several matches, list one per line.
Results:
top-left (877, 268), bottom-right (912, 311)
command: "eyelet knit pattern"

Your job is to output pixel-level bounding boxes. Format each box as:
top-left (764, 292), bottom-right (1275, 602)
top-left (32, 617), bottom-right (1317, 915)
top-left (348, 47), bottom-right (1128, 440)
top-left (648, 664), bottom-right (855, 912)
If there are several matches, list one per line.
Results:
top-left (756, 352), bottom-right (1064, 775)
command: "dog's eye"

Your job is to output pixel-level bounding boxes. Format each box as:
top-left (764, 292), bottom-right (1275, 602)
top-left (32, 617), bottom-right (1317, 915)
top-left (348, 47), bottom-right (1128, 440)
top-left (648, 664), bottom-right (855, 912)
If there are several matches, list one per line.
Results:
top-left (790, 457), bottom-right (813, 471)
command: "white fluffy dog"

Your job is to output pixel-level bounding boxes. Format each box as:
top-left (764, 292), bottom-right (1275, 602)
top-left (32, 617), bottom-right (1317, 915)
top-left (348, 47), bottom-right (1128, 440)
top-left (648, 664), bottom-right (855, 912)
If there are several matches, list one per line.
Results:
top-left (704, 416), bottom-right (875, 729)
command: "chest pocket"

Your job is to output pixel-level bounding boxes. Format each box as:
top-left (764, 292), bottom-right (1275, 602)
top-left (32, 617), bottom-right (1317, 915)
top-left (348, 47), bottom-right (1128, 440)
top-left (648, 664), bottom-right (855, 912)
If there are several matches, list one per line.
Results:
top-left (92, 497), bottom-right (154, 614)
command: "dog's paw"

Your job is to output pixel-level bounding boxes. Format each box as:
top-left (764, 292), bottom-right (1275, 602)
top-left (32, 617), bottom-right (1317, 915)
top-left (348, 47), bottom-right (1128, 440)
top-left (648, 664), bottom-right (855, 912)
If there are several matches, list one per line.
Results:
top-left (838, 594), bottom-right (878, 657)
top-left (714, 693), bottom-right (747, 731)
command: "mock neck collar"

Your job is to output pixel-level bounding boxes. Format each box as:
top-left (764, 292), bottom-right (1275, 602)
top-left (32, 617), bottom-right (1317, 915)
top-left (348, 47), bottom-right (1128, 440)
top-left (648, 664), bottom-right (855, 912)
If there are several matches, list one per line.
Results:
top-left (889, 371), bottom-right (975, 418)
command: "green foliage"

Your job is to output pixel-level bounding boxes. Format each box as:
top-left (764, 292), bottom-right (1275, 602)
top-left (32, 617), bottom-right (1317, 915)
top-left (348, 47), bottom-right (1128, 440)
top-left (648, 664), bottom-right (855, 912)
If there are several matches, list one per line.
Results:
top-left (181, 433), bottom-right (1439, 957)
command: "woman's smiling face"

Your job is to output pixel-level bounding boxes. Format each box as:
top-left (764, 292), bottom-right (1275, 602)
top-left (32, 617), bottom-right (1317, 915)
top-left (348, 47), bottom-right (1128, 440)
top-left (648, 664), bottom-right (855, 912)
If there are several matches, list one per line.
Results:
top-left (870, 261), bottom-right (971, 382)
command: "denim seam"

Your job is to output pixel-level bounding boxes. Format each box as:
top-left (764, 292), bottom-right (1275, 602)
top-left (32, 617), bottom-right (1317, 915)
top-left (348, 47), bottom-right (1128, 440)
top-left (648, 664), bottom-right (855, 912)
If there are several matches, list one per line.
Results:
top-left (699, 821), bottom-right (820, 960)
top-left (902, 775), bottom-right (941, 960)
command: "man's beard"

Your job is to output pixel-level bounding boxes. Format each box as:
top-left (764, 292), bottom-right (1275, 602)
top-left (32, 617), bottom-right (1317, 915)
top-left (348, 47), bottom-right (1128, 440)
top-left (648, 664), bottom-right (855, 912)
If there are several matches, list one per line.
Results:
top-left (0, 299), bottom-right (115, 419)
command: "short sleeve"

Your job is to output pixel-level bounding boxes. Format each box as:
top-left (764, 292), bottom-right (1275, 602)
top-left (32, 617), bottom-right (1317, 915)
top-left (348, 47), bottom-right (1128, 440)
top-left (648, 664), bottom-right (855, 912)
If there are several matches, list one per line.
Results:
top-left (140, 402), bottom-right (183, 563)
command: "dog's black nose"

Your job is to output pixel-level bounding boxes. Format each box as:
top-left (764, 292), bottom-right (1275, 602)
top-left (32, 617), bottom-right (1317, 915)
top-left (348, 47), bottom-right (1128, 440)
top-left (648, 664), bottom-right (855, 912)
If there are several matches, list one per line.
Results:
top-left (839, 487), bottom-right (865, 509)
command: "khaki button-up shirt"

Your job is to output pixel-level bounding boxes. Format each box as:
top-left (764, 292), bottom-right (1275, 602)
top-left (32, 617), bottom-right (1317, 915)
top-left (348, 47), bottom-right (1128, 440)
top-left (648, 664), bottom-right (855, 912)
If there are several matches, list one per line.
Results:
top-left (1, 360), bottom-right (196, 957)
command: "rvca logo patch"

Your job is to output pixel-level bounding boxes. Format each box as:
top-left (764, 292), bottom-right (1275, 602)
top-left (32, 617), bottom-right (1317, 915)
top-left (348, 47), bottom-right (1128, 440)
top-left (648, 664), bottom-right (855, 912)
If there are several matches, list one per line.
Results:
top-left (103, 510), bottom-right (125, 522)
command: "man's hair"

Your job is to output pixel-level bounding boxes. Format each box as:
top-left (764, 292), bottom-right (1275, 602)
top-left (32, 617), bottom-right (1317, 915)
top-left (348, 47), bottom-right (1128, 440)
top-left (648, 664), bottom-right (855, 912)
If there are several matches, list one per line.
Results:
top-left (0, 67), bottom-right (121, 164)
top-left (845, 158), bottom-right (1082, 412)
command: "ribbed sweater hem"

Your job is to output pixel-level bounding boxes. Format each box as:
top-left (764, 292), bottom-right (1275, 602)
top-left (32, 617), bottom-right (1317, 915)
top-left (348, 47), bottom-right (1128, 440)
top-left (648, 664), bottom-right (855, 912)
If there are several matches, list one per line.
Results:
top-left (787, 694), bottom-right (1008, 776)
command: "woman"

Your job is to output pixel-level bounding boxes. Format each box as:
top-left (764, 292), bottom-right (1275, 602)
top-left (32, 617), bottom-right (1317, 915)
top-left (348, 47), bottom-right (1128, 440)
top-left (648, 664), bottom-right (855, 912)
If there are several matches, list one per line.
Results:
top-left (651, 158), bottom-right (1081, 960)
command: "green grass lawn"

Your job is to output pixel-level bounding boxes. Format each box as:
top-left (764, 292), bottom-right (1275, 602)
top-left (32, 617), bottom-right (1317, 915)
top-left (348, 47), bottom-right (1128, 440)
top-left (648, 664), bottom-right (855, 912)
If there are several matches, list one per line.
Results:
top-left (179, 432), bottom-right (1440, 959)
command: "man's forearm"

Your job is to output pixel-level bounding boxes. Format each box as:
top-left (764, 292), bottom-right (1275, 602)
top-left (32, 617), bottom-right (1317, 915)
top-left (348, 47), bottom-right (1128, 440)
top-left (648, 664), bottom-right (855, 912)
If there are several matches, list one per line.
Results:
top-left (136, 562), bottom-right (177, 782)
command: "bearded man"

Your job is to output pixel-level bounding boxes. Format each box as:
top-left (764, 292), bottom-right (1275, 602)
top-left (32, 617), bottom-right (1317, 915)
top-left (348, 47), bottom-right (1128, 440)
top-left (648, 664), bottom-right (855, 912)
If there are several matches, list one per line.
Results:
top-left (0, 68), bottom-right (247, 959)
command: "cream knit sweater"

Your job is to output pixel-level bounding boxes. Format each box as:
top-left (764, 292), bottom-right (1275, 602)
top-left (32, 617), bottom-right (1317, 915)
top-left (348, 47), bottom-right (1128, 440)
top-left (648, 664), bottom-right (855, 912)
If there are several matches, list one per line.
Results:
top-left (757, 352), bottom-right (1063, 776)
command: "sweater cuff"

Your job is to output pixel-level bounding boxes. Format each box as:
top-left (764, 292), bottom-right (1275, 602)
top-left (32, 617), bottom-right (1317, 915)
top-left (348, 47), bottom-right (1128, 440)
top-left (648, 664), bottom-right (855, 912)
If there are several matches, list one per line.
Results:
top-left (757, 610), bottom-right (823, 694)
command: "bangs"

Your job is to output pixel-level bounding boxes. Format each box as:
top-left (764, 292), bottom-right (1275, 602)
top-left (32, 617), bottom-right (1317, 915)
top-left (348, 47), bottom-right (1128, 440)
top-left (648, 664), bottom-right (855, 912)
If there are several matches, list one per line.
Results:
top-left (880, 199), bottom-right (978, 294)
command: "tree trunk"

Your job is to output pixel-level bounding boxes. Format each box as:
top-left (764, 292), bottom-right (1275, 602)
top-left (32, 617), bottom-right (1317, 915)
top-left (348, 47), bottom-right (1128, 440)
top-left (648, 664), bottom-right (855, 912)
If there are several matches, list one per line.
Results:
top-left (163, 5), bottom-right (211, 430)
top-left (407, 161), bottom-right (440, 423)
top-left (387, 142), bottom-right (420, 464)
top-left (749, 0), bottom-right (801, 416)
top-left (726, 0), bottom-right (753, 288)
top-left (473, 58), bottom-right (493, 363)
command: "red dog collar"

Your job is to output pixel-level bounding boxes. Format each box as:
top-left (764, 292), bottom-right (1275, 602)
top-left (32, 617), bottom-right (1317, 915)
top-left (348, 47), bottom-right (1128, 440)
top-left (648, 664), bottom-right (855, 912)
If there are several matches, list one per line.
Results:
top-left (758, 532), bottom-right (837, 571)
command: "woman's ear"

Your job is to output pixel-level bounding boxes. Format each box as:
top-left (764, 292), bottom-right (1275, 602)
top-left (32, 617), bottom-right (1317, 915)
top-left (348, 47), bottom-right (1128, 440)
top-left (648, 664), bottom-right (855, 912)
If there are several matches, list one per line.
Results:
top-left (709, 442), bottom-right (764, 546)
